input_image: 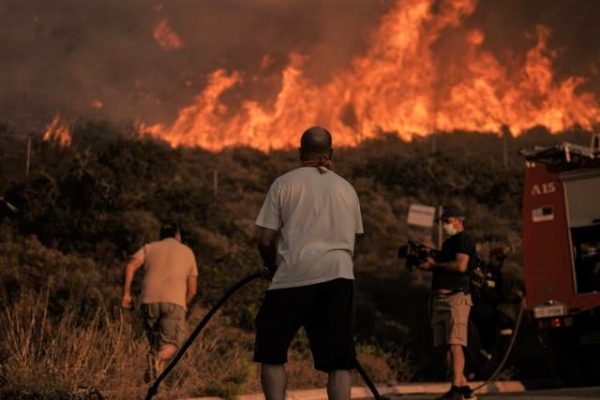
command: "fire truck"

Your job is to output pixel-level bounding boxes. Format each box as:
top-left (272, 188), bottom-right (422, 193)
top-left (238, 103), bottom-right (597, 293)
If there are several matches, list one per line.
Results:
top-left (520, 133), bottom-right (600, 384)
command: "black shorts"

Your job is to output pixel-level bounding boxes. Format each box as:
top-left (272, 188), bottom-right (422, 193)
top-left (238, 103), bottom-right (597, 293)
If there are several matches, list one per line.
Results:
top-left (253, 278), bottom-right (356, 372)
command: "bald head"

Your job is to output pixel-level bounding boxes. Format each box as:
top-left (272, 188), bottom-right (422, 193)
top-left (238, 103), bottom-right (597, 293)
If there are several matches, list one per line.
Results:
top-left (300, 126), bottom-right (333, 161)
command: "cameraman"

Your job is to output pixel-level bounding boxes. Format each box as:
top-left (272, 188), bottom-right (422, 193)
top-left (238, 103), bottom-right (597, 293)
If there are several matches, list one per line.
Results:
top-left (418, 205), bottom-right (476, 400)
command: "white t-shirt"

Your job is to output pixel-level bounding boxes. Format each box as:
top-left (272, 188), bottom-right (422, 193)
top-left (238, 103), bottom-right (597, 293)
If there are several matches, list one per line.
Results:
top-left (133, 238), bottom-right (198, 309)
top-left (256, 166), bottom-right (363, 290)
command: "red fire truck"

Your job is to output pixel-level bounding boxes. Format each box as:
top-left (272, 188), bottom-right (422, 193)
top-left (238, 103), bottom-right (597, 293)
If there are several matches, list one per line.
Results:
top-left (521, 134), bottom-right (600, 383)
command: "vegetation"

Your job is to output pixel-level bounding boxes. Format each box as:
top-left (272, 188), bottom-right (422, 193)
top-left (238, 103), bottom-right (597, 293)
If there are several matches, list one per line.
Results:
top-left (0, 120), bottom-right (594, 399)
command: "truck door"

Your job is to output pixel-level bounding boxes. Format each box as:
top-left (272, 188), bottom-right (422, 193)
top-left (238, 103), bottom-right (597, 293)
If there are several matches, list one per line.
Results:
top-left (562, 169), bottom-right (600, 294)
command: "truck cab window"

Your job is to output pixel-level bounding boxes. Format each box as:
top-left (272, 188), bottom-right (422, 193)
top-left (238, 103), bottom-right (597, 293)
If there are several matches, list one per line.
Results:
top-left (564, 173), bottom-right (600, 294)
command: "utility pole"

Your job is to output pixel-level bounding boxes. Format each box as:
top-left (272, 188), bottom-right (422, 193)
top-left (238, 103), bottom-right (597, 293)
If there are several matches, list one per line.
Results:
top-left (25, 136), bottom-right (31, 177)
top-left (501, 125), bottom-right (511, 169)
top-left (502, 134), bottom-right (508, 169)
top-left (213, 169), bottom-right (218, 196)
top-left (437, 205), bottom-right (443, 249)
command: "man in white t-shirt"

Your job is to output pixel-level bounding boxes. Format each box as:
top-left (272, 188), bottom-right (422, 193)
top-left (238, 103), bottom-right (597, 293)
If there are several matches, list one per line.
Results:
top-left (121, 222), bottom-right (198, 379)
top-left (254, 126), bottom-right (364, 400)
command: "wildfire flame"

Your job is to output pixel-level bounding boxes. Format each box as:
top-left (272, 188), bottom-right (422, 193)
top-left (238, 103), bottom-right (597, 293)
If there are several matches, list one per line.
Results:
top-left (141, 0), bottom-right (600, 151)
top-left (153, 18), bottom-right (184, 51)
top-left (43, 115), bottom-right (72, 147)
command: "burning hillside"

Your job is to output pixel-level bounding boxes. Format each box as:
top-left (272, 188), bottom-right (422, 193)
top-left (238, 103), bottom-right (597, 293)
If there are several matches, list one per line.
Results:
top-left (4, 0), bottom-right (599, 151)
top-left (139, 0), bottom-right (600, 151)
top-left (43, 115), bottom-right (72, 147)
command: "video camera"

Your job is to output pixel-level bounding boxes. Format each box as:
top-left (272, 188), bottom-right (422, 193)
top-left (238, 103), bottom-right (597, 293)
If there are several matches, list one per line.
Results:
top-left (398, 240), bottom-right (439, 270)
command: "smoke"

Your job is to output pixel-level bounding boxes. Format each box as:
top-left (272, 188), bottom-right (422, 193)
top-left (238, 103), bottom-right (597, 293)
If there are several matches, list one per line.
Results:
top-left (0, 0), bottom-right (389, 130)
top-left (0, 0), bottom-right (598, 132)
top-left (466, 0), bottom-right (600, 88)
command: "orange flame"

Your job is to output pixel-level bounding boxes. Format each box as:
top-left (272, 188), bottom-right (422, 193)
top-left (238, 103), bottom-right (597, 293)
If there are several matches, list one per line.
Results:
top-left (43, 115), bottom-right (72, 147)
top-left (153, 18), bottom-right (184, 51)
top-left (141, 0), bottom-right (600, 151)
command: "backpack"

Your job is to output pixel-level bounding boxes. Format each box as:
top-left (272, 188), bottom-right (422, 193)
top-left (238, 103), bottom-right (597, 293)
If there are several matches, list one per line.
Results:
top-left (468, 252), bottom-right (488, 298)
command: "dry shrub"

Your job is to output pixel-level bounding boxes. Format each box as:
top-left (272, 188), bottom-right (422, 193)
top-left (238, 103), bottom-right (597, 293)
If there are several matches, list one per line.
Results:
top-left (0, 289), bottom-right (411, 399)
top-left (0, 290), bottom-right (146, 398)
top-left (284, 357), bottom-right (327, 390)
top-left (356, 344), bottom-right (412, 385)
top-left (157, 306), bottom-right (257, 399)
top-left (0, 291), bottom-right (258, 399)
top-left (355, 353), bottom-right (394, 385)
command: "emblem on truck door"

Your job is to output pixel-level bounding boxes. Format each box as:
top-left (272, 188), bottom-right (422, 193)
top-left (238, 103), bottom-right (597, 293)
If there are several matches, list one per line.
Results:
top-left (532, 206), bottom-right (554, 222)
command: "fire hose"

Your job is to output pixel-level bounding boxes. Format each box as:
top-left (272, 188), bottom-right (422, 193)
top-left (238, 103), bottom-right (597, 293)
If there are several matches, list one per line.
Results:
top-left (470, 297), bottom-right (525, 393)
top-left (145, 271), bottom-right (382, 400)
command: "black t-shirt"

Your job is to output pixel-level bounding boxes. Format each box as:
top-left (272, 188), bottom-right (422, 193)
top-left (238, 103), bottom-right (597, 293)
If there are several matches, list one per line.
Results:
top-left (431, 231), bottom-right (475, 292)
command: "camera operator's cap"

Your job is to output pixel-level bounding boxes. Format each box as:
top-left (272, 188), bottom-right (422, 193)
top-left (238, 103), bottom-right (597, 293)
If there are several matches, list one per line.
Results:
top-left (441, 204), bottom-right (464, 219)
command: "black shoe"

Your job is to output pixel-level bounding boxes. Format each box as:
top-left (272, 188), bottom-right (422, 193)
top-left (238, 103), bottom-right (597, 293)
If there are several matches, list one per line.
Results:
top-left (435, 386), bottom-right (463, 400)
top-left (460, 385), bottom-right (477, 400)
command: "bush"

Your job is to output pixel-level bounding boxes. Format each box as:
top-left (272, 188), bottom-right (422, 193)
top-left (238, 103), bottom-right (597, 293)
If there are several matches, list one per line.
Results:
top-left (3, 123), bottom-right (569, 396)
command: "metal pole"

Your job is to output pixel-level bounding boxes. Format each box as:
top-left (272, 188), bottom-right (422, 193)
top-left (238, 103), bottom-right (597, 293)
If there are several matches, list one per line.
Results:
top-left (26, 136), bottom-right (31, 177)
top-left (437, 205), bottom-right (443, 249)
top-left (213, 169), bottom-right (218, 196)
top-left (501, 125), bottom-right (510, 169)
top-left (503, 133), bottom-right (508, 169)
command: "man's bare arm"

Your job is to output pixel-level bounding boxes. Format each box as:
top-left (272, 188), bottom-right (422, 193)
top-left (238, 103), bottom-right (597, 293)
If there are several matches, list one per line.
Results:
top-left (419, 253), bottom-right (470, 273)
top-left (353, 233), bottom-right (364, 260)
top-left (257, 227), bottom-right (278, 272)
top-left (186, 275), bottom-right (198, 305)
top-left (122, 258), bottom-right (143, 309)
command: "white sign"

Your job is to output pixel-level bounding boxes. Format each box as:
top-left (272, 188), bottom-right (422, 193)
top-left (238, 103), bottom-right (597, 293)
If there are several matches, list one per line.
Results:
top-left (407, 204), bottom-right (437, 228)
